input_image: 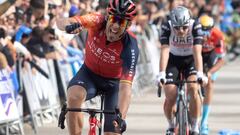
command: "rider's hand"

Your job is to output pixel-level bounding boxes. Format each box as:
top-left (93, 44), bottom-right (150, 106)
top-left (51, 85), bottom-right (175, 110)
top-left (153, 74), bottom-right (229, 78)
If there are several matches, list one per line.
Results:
top-left (207, 71), bottom-right (212, 79)
top-left (65, 23), bottom-right (82, 34)
top-left (113, 108), bottom-right (127, 134)
top-left (156, 71), bottom-right (166, 86)
top-left (113, 117), bottom-right (127, 134)
top-left (197, 71), bottom-right (208, 86)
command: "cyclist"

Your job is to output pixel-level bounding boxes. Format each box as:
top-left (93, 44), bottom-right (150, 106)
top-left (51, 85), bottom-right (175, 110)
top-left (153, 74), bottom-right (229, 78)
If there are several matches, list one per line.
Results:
top-left (157, 6), bottom-right (208, 135)
top-left (56, 0), bottom-right (138, 135)
top-left (199, 14), bottom-right (226, 135)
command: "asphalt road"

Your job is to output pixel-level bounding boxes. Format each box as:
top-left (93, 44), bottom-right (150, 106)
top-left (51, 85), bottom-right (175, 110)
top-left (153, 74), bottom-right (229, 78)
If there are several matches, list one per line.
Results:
top-left (24, 59), bottom-right (240, 135)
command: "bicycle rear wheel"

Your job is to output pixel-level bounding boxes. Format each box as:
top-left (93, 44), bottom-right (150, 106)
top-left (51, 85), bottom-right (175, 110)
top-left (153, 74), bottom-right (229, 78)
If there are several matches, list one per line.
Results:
top-left (177, 100), bottom-right (189, 135)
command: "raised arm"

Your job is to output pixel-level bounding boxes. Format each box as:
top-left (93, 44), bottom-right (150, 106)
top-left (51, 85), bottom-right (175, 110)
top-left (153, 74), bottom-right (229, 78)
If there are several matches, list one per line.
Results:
top-left (0, 0), bottom-right (16, 16)
top-left (56, 13), bottom-right (105, 34)
top-left (56, 17), bottom-right (78, 31)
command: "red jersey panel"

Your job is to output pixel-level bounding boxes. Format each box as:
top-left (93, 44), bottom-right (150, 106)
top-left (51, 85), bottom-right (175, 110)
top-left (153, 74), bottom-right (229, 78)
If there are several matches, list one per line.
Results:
top-left (73, 13), bottom-right (139, 83)
top-left (202, 27), bottom-right (225, 57)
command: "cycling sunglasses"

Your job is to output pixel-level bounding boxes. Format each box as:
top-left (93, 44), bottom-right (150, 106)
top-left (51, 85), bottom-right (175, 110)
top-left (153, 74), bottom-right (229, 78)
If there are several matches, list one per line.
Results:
top-left (173, 25), bottom-right (189, 31)
top-left (202, 30), bottom-right (211, 36)
top-left (108, 15), bottom-right (128, 27)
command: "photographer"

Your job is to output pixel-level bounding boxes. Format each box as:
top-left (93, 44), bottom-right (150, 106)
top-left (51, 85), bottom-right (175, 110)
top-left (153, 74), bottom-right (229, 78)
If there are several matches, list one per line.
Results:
top-left (0, 27), bottom-right (16, 69)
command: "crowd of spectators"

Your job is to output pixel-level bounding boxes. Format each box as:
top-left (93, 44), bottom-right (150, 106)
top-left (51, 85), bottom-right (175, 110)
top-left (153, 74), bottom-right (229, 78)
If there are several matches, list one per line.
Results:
top-left (0, 0), bottom-right (239, 81)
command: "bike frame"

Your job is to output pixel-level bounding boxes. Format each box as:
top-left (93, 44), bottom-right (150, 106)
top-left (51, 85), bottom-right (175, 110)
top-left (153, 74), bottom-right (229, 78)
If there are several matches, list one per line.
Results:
top-left (175, 80), bottom-right (192, 135)
top-left (89, 113), bottom-right (100, 135)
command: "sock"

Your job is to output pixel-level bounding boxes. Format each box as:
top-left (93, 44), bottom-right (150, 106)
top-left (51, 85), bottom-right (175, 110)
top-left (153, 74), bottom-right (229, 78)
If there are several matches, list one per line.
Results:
top-left (201, 105), bottom-right (210, 126)
top-left (167, 118), bottom-right (175, 129)
top-left (191, 118), bottom-right (200, 133)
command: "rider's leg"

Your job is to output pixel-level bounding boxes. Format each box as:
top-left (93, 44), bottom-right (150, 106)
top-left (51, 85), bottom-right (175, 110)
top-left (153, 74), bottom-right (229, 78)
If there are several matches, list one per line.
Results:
top-left (187, 75), bottom-right (201, 133)
top-left (201, 51), bottom-right (219, 134)
top-left (67, 85), bottom-right (87, 135)
top-left (164, 84), bottom-right (177, 130)
top-left (201, 76), bottom-right (214, 134)
top-left (103, 79), bottom-right (120, 135)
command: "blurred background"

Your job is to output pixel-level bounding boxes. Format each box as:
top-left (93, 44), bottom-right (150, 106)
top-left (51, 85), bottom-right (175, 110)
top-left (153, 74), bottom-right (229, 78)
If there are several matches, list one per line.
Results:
top-left (0, 0), bottom-right (239, 135)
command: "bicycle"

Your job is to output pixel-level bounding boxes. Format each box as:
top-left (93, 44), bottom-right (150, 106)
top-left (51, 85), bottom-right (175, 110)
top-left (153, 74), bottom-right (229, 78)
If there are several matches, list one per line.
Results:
top-left (158, 78), bottom-right (198, 135)
top-left (58, 94), bottom-right (122, 135)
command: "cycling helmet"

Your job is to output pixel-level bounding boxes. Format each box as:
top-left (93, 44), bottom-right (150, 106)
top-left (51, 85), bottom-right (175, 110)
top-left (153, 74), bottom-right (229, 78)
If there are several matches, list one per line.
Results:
top-left (199, 14), bottom-right (214, 30)
top-left (170, 6), bottom-right (191, 26)
top-left (107, 0), bottom-right (137, 21)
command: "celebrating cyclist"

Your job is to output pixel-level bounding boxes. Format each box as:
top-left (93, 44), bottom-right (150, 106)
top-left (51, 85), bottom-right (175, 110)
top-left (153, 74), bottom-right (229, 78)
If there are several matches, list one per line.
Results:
top-left (56, 0), bottom-right (138, 135)
top-left (199, 14), bottom-right (226, 135)
top-left (157, 6), bottom-right (208, 135)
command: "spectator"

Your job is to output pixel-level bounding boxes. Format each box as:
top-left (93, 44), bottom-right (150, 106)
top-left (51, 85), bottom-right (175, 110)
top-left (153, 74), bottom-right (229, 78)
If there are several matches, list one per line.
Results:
top-left (0, 27), bottom-right (16, 67)
top-left (27, 26), bottom-right (61, 60)
top-left (0, 52), bottom-right (8, 69)
top-left (0, 0), bottom-right (17, 16)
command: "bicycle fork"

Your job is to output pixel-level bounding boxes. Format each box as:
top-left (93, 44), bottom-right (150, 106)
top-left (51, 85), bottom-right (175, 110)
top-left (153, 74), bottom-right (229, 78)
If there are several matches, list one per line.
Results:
top-left (89, 115), bottom-right (101, 135)
top-left (176, 87), bottom-right (190, 135)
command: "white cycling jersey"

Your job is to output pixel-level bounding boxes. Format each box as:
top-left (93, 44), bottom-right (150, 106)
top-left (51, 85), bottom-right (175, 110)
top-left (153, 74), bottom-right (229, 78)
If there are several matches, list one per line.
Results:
top-left (160, 19), bottom-right (203, 56)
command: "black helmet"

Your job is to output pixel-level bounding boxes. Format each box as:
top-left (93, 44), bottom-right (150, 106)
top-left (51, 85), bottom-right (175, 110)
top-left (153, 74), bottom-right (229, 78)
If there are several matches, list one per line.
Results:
top-left (107, 0), bottom-right (137, 21)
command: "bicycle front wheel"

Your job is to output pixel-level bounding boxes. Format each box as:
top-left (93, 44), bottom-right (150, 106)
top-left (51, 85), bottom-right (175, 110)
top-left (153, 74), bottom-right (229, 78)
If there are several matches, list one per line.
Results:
top-left (177, 100), bottom-right (189, 135)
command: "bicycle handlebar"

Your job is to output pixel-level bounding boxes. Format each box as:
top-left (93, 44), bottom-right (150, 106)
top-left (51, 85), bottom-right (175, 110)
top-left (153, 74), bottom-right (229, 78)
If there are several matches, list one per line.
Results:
top-left (67, 108), bottom-right (116, 114)
top-left (166, 80), bottom-right (197, 84)
top-left (157, 80), bottom-right (198, 98)
top-left (58, 103), bottom-right (120, 129)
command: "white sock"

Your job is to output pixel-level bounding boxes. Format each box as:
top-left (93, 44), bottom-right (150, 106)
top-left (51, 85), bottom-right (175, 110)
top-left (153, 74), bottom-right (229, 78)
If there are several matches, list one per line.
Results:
top-left (167, 118), bottom-right (175, 129)
top-left (191, 118), bottom-right (200, 133)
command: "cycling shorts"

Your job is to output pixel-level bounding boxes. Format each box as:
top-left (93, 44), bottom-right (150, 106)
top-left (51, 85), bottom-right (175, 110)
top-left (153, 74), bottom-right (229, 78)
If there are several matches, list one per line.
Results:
top-left (67, 64), bottom-right (120, 132)
top-left (166, 53), bottom-right (197, 83)
top-left (202, 50), bottom-right (219, 81)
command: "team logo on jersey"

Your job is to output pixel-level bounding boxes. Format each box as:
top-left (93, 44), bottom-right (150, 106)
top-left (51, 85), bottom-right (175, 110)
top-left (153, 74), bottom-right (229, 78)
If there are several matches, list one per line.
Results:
top-left (88, 40), bottom-right (120, 64)
top-left (171, 35), bottom-right (193, 48)
top-left (172, 35), bottom-right (192, 44)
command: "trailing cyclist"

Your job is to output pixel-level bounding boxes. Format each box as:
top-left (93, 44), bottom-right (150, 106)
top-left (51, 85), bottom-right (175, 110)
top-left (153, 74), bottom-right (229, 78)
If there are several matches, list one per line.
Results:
top-left (157, 6), bottom-right (208, 135)
top-left (199, 14), bottom-right (226, 135)
top-left (56, 0), bottom-right (139, 135)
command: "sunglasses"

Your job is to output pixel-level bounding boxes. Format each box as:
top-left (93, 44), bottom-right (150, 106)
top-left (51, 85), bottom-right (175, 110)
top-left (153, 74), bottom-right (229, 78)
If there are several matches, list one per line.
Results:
top-left (108, 15), bottom-right (128, 27)
top-left (202, 30), bottom-right (211, 36)
top-left (173, 25), bottom-right (189, 31)
top-left (202, 26), bottom-right (213, 31)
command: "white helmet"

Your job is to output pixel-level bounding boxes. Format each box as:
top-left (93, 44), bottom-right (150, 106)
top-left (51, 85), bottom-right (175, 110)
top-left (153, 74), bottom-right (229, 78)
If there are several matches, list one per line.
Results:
top-left (170, 6), bottom-right (191, 26)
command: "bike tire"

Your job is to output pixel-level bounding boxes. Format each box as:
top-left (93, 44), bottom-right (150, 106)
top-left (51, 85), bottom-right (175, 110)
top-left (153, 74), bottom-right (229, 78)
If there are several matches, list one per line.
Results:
top-left (178, 100), bottom-right (188, 135)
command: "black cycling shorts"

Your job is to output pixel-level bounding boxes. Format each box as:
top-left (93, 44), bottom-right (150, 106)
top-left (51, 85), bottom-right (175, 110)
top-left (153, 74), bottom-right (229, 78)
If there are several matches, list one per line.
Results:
top-left (202, 50), bottom-right (218, 72)
top-left (166, 53), bottom-right (197, 83)
top-left (67, 64), bottom-right (120, 133)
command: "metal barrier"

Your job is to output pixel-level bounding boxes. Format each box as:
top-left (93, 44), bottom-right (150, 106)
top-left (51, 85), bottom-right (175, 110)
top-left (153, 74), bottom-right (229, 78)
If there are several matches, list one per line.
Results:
top-left (0, 69), bottom-right (24, 135)
top-left (19, 59), bottom-right (61, 133)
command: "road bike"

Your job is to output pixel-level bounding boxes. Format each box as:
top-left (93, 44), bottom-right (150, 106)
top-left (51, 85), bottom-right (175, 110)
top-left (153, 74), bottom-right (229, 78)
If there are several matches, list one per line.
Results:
top-left (158, 78), bottom-right (198, 135)
top-left (58, 94), bottom-right (122, 135)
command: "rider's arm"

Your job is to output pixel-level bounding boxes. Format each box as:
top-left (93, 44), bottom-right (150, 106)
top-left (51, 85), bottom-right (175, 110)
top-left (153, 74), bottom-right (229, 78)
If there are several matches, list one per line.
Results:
top-left (159, 21), bottom-right (171, 72)
top-left (209, 29), bottom-right (226, 74)
top-left (192, 21), bottom-right (204, 72)
top-left (208, 57), bottom-right (225, 75)
top-left (56, 17), bottom-right (77, 31)
top-left (160, 45), bottom-right (170, 72)
top-left (119, 34), bottom-right (139, 118)
top-left (118, 82), bottom-right (132, 119)
top-left (193, 45), bottom-right (203, 72)
top-left (56, 12), bottom-right (105, 32)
